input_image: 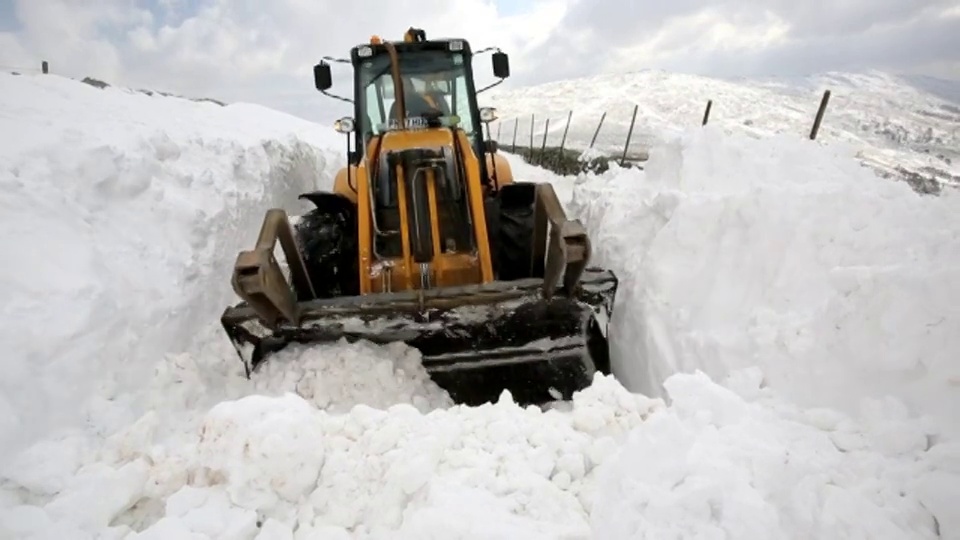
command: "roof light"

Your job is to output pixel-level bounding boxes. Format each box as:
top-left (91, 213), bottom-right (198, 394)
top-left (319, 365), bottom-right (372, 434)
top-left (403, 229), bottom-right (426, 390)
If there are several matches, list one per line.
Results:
top-left (358, 46), bottom-right (372, 57)
top-left (449, 40), bottom-right (464, 51)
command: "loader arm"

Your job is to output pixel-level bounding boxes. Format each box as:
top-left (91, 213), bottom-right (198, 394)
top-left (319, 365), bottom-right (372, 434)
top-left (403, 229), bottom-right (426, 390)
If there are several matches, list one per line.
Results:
top-left (533, 181), bottom-right (591, 299)
top-left (227, 183), bottom-right (592, 327)
top-left (229, 208), bottom-right (316, 328)
top-left (223, 183), bottom-right (590, 338)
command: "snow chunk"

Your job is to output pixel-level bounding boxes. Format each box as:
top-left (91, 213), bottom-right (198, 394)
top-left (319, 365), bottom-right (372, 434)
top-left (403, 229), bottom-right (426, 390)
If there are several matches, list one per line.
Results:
top-left (195, 393), bottom-right (326, 510)
top-left (249, 341), bottom-right (453, 413)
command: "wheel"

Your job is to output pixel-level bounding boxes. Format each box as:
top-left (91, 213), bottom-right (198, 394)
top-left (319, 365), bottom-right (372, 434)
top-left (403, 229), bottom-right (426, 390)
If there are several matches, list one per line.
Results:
top-left (494, 182), bottom-right (538, 281)
top-left (294, 192), bottom-right (359, 299)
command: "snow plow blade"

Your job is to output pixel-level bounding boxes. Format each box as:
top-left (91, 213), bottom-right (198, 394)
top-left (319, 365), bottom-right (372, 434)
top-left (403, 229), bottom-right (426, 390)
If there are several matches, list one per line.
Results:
top-left (220, 269), bottom-right (617, 406)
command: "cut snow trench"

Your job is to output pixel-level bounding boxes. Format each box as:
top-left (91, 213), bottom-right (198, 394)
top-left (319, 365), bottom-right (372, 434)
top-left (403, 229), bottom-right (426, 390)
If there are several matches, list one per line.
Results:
top-left (1, 73), bottom-right (957, 540)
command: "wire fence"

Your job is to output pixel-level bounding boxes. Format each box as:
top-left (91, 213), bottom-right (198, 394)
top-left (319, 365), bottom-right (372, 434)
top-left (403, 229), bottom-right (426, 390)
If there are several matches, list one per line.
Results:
top-left (487, 90), bottom-right (833, 169)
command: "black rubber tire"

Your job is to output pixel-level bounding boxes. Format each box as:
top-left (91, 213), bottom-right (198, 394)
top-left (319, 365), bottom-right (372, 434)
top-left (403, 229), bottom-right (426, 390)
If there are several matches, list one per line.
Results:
top-left (495, 188), bottom-right (538, 281)
top-left (294, 196), bottom-right (359, 299)
top-left (483, 197), bottom-right (502, 275)
top-left (497, 203), bottom-right (533, 281)
top-left (586, 317), bottom-right (611, 375)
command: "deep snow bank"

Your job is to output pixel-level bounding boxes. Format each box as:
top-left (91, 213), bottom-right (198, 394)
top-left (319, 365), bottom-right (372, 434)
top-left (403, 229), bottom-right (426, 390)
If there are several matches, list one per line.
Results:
top-left (0, 73), bottom-right (344, 457)
top-left (568, 126), bottom-right (960, 434)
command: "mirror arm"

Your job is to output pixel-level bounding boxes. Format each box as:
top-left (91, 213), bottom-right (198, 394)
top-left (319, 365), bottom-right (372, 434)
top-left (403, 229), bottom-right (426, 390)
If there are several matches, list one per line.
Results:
top-left (320, 89), bottom-right (354, 104)
top-left (476, 78), bottom-right (505, 94)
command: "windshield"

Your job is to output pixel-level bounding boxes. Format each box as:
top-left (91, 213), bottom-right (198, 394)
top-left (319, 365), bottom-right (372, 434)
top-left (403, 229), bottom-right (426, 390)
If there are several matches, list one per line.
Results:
top-left (356, 49), bottom-right (480, 148)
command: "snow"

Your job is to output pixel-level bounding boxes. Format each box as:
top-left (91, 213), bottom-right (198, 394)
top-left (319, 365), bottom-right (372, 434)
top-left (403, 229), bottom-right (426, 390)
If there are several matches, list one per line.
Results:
top-left (561, 128), bottom-right (960, 436)
top-left (590, 371), bottom-right (947, 539)
top-left (0, 73), bottom-right (346, 459)
top-left (1, 71), bottom-right (958, 539)
top-left (486, 69), bottom-right (960, 189)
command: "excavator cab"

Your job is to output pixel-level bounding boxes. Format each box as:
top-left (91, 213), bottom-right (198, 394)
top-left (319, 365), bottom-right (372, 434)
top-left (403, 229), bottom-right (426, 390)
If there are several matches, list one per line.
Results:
top-left (220, 28), bottom-right (619, 406)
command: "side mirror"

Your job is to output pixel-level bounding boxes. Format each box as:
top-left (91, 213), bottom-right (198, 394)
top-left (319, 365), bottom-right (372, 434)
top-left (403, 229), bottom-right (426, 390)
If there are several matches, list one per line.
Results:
top-left (314, 62), bottom-right (332, 91)
top-left (334, 117), bottom-right (355, 134)
top-left (492, 52), bottom-right (510, 79)
top-left (484, 140), bottom-right (499, 153)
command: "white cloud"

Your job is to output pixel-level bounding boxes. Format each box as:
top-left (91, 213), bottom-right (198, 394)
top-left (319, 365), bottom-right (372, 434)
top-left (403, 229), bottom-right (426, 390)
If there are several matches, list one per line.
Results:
top-left (1, 0), bottom-right (570, 121)
top-left (517, 0), bottom-right (960, 85)
top-left (0, 0), bottom-right (956, 122)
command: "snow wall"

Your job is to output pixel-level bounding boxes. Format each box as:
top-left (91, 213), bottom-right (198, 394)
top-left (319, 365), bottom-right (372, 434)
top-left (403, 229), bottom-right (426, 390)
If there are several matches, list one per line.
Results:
top-left (566, 128), bottom-right (960, 434)
top-left (0, 73), bottom-right (346, 456)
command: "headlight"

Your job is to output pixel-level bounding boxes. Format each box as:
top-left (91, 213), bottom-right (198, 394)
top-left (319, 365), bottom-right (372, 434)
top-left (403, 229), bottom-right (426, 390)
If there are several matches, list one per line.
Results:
top-left (479, 107), bottom-right (497, 123)
top-left (334, 117), bottom-right (355, 133)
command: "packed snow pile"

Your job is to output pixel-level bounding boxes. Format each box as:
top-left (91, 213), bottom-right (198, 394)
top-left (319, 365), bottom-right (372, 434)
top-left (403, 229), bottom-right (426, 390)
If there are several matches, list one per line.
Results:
top-left (1, 72), bottom-right (958, 539)
top-left (487, 70), bottom-right (960, 190)
top-left (0, 72), bottom-right (345, 457)
top-left (566, 127), bottom-right (960, 434)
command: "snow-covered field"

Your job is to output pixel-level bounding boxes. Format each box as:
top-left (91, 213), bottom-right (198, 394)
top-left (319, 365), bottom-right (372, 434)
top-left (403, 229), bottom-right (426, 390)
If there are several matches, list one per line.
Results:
top-left (1, 72), bottom-right (958, 539)
top-left (486, 70), bottom-right (960, 190)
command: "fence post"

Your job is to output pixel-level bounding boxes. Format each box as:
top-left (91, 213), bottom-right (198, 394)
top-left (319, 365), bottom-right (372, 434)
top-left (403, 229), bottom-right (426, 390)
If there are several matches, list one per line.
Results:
top-left (809, 90), bottom-right (831, 140)
top-left (511, 117), bottom-right (518, 153)
top-left (620, 104), bottom-right (639, 166)
top-left (702, 100), bottom-right (712, 126)
top-left (558, 110), bottom-right (572, 155)
top-left (590, 111), bottom-right (606, 148)
top-left (538, 118), bottom-right (550, 165)
top-left (41, 61), bottom-right (49, 74)
top-left (529, 114), bottom-right (535, 159)
top-left (496, 121), bottom-right (501, 141)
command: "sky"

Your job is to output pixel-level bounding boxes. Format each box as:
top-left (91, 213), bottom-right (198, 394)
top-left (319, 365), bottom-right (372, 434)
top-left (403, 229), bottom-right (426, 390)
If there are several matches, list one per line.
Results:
top-left (1, 0), bottom-right (958, 123)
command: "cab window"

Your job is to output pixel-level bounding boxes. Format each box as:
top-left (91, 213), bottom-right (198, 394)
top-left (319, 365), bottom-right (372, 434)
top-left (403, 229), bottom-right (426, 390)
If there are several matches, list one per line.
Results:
top-left (357, 49), bottom-right (480, 147)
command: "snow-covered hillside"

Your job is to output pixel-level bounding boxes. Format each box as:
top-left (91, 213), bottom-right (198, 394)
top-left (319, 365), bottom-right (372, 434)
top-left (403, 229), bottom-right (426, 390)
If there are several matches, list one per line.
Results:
top-left (1, 72), bottom-right (958, 539)
top-left (486, 70), bottom-right (960, 191)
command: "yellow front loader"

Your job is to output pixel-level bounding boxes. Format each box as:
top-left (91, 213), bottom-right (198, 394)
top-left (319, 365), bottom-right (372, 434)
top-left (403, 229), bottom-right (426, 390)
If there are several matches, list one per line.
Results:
top-left (219, 28), bottom-right (619, 406)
